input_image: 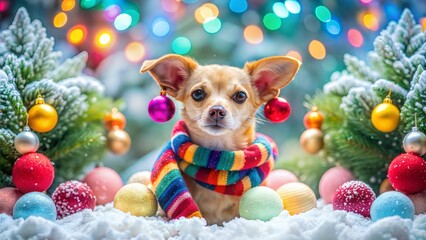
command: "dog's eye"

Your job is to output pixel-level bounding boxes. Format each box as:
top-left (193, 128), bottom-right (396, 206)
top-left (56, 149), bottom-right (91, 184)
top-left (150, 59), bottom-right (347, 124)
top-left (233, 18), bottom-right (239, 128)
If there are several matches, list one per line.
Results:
top-left (232, 91), bottom-right (247, 104)
top-left (191, 89), bottom-right (206, 102)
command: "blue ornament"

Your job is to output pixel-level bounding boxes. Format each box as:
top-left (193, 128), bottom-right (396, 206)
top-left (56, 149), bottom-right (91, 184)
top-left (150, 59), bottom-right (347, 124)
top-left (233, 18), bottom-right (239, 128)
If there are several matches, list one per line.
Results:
top-left (370, 191), bottom-right (415, 222)
top-left (13, 192), bottom-right (57, 221)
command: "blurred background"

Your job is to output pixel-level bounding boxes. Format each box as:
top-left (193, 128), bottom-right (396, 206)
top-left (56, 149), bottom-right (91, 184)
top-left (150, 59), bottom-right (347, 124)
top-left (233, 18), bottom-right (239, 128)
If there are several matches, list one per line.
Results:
top-left (1, 0), bottom-right (425, 177)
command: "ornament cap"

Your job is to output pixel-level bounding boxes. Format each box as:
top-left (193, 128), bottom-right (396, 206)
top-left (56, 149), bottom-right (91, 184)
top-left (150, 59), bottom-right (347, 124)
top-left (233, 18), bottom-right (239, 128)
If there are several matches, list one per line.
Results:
top-left (311, 106), bottom-right (319, 112)
top-left (160, 90), bottom-right (167, 96)
top-left (35, 94), bottom-right (45, 104)
top-left (383, 96), bottom-right (392, 104)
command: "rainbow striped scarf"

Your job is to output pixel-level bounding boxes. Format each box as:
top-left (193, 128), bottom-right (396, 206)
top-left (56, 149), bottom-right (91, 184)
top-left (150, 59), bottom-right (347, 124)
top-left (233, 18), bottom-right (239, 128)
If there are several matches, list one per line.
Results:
top-left (151, 120), bottom-right (277, 219)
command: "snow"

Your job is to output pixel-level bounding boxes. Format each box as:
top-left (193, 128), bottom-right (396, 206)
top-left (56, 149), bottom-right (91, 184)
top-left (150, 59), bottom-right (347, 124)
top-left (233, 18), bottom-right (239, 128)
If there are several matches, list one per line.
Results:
top-left (1, 202), bottom-right (425, 240)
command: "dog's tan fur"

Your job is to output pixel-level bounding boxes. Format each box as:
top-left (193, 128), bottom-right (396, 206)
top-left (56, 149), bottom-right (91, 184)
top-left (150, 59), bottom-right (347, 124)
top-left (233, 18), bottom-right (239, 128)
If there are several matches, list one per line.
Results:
top-left (141, 54), bottom-right (301, 224)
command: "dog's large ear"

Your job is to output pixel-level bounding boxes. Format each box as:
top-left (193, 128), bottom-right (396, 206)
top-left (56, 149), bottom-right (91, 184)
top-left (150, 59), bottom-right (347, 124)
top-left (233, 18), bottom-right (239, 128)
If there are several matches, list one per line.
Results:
top-left (244, 56), bottom-right (301, 103)
top-left (140, 54), bottom-right (198, 98)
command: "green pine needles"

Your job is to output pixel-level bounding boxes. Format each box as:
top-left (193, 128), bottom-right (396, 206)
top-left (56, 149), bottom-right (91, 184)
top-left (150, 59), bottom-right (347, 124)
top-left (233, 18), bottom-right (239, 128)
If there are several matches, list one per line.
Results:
top-left (0, 8), bottom-right (115, 187)
top-left (300, 9), bottom-right (426, 192)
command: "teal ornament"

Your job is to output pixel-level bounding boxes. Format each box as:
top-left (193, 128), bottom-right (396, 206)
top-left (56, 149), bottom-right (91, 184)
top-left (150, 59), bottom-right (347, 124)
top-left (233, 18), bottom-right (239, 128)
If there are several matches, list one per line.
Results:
top-left (370, 191), bottom-right (415, 222)
top-left (239, 186), bottom-right (283, 221)
top-left (13, 192), bottom-right (57, 221)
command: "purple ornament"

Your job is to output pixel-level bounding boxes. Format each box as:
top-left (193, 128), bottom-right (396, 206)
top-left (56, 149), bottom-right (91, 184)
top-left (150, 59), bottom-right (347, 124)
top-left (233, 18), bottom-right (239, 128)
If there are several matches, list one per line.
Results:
top-left (148, 95), bottom-right (175, 123)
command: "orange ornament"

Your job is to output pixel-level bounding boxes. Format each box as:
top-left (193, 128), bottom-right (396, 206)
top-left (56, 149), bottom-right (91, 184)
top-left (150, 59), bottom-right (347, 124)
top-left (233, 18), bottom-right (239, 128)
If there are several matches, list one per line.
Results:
top-left (104, 108), bottom-right (126, 130)
top-left (303, 106), bottom-right (324, 129)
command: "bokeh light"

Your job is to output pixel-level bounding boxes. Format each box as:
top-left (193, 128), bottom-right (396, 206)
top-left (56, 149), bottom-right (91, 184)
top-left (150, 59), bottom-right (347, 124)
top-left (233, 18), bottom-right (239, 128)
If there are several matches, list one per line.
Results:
top-left (194, 3), bottom-right (219, 24)
top-left (229, 0), bottom-right (248, 14)
top-left (80, 0), bottom-right (97, 9)
top-left (152, 17), bottom-right (170, 37)
top-left (263, 13), bottom-right (281, 31)
top-left (359, 0), bottom-right (373, 3)
top-left (362, 13), bottom-right (379, 31)
top-left (114, 13), bottom-right (132, 31)
top-left (244, 25), bottom-right (263, 44)
top-left (285, 0), bottom-right (301, 14)
top-left (286, 50), bottom-right (302, 62)
top-left (273, 2), bottom-right (289, 18)
top-left (421, 17), bottom-right (426, 31)
top-left (125, 42), bottom-right (146, 62)
top-left (315, 6), bottom-right (331, 23)
top-left (162, 0), bottom-right (181, 13)
top-left (95, 29), bottom-right (115, 48)
top-left (172, 37), bottom-right (192, 54)
top-left (203, 18), bottom-right (222, 34)
top-left (308, 40), bottom-right (326, 60)
top-left (348, 29), bottom-right (363, 47)
top-left (105, 5), bottom-right (121, 22)
top-left (326, 19), bottom-right (341, 35)
top-left (53, 12), bottom-right (67, 28)
top-left (67, 25), bottom-right (86, 45)
top-left (61, 0), bottom-right (75, 12)
top-left (124, 9), bottom-right (140, 27)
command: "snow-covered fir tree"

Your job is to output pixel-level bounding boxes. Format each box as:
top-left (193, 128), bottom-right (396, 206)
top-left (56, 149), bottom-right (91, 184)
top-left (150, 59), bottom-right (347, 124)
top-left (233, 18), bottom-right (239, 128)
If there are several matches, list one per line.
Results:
top-left (0, 8), bottom-right (115, 187)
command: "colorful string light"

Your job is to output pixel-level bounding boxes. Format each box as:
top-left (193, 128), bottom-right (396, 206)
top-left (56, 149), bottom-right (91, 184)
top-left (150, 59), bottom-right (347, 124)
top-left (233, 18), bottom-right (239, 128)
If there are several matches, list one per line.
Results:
top-left (273, 2), bottom-right (289, 18)
top-left (347, 29), bottom-right (363, 47)
top-left (152, 17), bottom-right (170, 37)
top-left (125, 42), bottom-right (146, 62)
top-left (61, 0), bottom-right (75, 12)
top-left (285, 0), bottom-right (301, 14)
top-left (53, 12), bottom-right (67, 28)
top-left (326, 19), bottom-right (341, 35)
top-left (263, 13), bottom-right (282, 31)
top-left (67, 25), bottom-right (86, 45)
top-left (315, 6), bottom-right (331, 23)
top-left (229, 0), bottom-right (248, 14)
top-left (203, 18), bottom-right (222, 34)
top-left (244, 25), bottom-right (263, 44)
top-left (172, 37), bottom-right (192, 54)
top-left (95, 29), bottom-right (115, 48)
top-left (114, 13), bottom-right (132, 31)
top-left (308, 40), bottom-right (326, 60)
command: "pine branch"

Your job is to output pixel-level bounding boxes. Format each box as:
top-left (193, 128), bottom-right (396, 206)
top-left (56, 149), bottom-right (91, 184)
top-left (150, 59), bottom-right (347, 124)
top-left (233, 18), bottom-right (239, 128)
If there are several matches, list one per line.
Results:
top-left (400, 70), bottom-right (426, 133)
top-left (323, 71), bottom-right (372, 97)
top-left (48, 52), bottom-right (88, 81)
top-left (0, 78), bottom-right (27, 132)
top-left (344, 54), bottom-right (379, 83)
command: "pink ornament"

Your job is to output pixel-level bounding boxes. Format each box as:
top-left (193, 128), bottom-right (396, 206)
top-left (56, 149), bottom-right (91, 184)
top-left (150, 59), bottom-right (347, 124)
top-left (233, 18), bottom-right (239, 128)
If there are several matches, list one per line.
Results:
top-left (52, 180), bottom-right (96, 219)
top-left (264, 97), bottom-right (291, 123)
top-left (264, 169), bottom-right (298, 190)
top-left (148, 95), bottom-right (175, 123)
top-left (388, 153), bottom-right (426, 194)
top-left (332, 180), bottom-right (376, 218)
top-left (0, 187), bottom-right (23, 215)
top-left (319, 166), bottom-right (355, 203)
top-left (82, 166), bottom-right (123, 205)
top-left (408, 191), bottom-right (426, 214)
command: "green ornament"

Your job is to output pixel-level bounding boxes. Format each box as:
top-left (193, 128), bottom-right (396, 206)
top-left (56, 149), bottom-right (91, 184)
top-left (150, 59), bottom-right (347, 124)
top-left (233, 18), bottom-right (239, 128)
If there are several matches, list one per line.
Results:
top-left (239, 186), bottom-right (283, 221)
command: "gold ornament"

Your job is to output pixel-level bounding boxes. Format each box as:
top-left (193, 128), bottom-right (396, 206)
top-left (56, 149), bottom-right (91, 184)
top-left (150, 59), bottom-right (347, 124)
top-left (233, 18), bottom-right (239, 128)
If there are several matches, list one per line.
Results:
top-left (300, 128), bottom-right (324, 154)
top-left (107, 127), bottom-right (131, 155)
top-left (127, 171), bottom-right (152, 189)
top-left (28, 94), bottom-right (58, 133)
top-left (276, 182), bottom-right (317, 215)
top-left (113, 183), bottom-right (158, 217)
top-left (371, 95), bottom-right (400, 132)
top-left (379, 178), bottom-right (395, 194)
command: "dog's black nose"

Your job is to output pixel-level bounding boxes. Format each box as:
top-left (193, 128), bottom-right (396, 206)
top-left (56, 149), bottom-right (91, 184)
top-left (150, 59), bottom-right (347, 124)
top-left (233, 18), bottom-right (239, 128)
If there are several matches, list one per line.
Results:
top-left (209, 106), bottom-right (227, 121)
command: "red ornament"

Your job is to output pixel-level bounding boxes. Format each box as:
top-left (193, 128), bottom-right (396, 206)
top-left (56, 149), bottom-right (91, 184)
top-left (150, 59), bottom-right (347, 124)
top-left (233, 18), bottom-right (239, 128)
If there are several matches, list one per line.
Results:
top-left (82, 166), bottom-right (123, 205)
top-left (332, 181), bottom-right (376, 218)
top-left (264, 97), bottom-right (291, 123)
top-left (12, 153), bottom-right (54, 193)
top-left (388, 153), bottom-right (426, 194)
top-left (52, 180), bottom-right (96, 218)
top-left (0, 187), bottom-right (23, 215)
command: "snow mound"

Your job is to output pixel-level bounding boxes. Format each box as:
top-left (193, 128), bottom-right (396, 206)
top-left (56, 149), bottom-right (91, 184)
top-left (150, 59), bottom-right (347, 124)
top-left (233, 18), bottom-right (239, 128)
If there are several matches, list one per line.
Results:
top-left (0, 203), bottom-right (425, 240)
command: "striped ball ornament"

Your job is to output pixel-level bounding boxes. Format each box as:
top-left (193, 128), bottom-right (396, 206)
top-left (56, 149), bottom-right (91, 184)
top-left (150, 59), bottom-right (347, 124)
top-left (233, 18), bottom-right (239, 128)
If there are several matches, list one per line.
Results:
top-left (276, 182), bottom-right (317, 215)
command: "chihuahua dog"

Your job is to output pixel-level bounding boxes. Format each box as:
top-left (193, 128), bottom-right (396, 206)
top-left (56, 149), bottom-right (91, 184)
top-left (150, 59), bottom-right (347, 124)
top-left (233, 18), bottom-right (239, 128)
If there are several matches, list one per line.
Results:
top-left (141, 54), bottom-right (300, 224)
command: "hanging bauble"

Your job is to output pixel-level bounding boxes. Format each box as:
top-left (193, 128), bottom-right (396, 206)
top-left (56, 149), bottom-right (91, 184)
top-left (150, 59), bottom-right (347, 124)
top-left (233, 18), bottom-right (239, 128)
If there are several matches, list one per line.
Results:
top-left (303, 106), bottom-right (324, 129)
top-left (387, 153), bottom-right (426, 194)
top-left (113, 183), bottom-right (158, 217)
top-left (371, 96), bottom-right (400, 133)
top-left (332, 181), bottom-right (376, 218)
top-left (264, 97), bottom-right (291, 123)
top-left (107, 128), bottom-right (131, 155)
top-left (13, 192), bottom-right (57, 221)
top-left (82, 166), bottom-right (124, 205)
top-left (52, 180), bottom-right (96, 219)
top-left (104, 108), bottom-right (126, 131)
top-left (14, 126), bottom-right (39, 154)
top-left (28, 94), bottom-right (58, 133)
top-left (0, 187), bottom-right (23, 216)
top-left (148, 91), bottom-right (175, 123)
top-left (12, 152), bottom-right (54, 193)
top-left (300, 128), bottom-right (324, 154)
top-left (403, 127), bottom-right (426, 156)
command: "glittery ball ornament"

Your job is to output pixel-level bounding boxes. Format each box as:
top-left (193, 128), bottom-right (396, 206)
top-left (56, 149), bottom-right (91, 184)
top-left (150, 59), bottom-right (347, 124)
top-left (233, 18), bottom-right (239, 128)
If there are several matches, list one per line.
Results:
top-left (52, 180), bottom-right (96, 218)
top-left (239, 186), bottom-right (283, 221)
top-left (332, 181), bottom-right (376, 218)
top-left (113, 183), bottom-right (158, 217)
top-left (276, 182), bottom-right (317, 215)
top-left (319, 166), bottom-right (355, 203)
top-left (13, 192), bottom-right (57, 221)
top-left (264, 97), bottom-right (291, 123)
top-left (387, 153), bottom-right (426, 194)
top-left (148, 95), bottom-right (175, 123)
top-left (0, 187), bottom-right (23, 215)
top-left (28, 95), bottom-right (58, 133)
top-left (370, 191), bottom-right (415, 222)
top-left (14, 126), bottom-right (39, 154)
top-left (264, 169), bottom-right (298, 190)
top-left (83, 166), bottom-right (123, 205)
top-left (403, 127), bottom-right (426, 156)
top-left (12, 152), bottom-right (54, 193)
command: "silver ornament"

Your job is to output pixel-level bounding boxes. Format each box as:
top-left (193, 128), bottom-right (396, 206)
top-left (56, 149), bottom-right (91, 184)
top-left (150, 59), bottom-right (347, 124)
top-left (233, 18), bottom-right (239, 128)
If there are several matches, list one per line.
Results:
top-left (403, 127), bottom-right (426, 156)
top-left (14, 126), bottom-right (40, 154)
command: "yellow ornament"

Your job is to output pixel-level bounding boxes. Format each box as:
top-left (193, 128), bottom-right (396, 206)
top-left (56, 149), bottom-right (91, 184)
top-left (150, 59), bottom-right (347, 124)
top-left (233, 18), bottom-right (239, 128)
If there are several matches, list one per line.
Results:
top-left (28, 95), bottom-right (58, 133)
top-left (107, 128), bottom-right (131, 155)
top-left (300, 128), bottom-right (324, 155)
top-left (371, 96), bottom-right (400, 132)
top-left (113, 183), bottom-right (158, 217)
top-left (276, 182), bottom-right (317, 215)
